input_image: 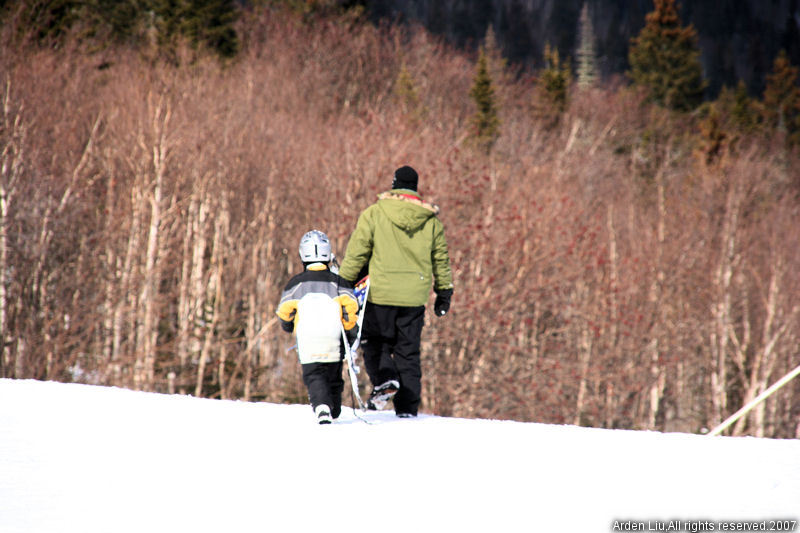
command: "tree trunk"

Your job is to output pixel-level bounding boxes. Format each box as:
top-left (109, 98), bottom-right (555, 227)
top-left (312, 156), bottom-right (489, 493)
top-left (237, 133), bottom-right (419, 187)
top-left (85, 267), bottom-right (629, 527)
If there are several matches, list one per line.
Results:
top-left (0, 179), bottom-right (8, 377)
top-left (178, 186), bottom-right (209, 378)
top-left (115, 178), bottom-right (142, 387)
top-left (604, 204), bottom-right (619, 428)
top-left (195, 194), bottom-right (227, 397)
top-left (0, 82), bottom-right (27, 378)
top-left (135, 98), bottom-right (170, 391)
top-left (732, 262), bottom-right (797, 437)
top-left (177, 195), bottom-right (196, 371)
top-left (574, 317), bottom-right (593, 426)
top-left (710, 183), bottom-right (742, 427)
top-left (646, 174), bottom-right (666, 430)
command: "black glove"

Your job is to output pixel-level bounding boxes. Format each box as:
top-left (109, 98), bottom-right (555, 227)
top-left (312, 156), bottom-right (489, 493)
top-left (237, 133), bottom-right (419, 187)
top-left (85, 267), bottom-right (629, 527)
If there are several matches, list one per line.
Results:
top-left (345, 324), bottom-right (359, 344)
top-left (280, 317), bottom-right (295, 333)
top-left (434, 288), bottom-right (453, 317)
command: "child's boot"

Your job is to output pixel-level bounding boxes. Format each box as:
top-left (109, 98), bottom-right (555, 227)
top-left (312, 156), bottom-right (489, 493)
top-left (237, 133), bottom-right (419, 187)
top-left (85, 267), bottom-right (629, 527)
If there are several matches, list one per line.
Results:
top-left (315, 404), bottom-right (333, 424)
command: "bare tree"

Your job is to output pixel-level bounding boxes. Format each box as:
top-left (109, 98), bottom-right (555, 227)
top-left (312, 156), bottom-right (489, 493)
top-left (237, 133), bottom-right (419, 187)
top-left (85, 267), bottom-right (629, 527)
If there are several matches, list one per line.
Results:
top-left (0, 80), bottom-right (24, 377)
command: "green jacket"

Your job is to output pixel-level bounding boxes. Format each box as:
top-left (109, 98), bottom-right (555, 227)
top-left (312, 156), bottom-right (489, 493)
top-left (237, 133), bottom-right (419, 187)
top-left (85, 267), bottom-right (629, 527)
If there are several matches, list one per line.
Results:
top-left (339, 190), bottom-right (454, 307)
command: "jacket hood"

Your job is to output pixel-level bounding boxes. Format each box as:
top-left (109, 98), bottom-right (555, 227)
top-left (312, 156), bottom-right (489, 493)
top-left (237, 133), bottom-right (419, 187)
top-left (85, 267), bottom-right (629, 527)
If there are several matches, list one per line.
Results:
top-left (377, 191), bottom-right (439, 232)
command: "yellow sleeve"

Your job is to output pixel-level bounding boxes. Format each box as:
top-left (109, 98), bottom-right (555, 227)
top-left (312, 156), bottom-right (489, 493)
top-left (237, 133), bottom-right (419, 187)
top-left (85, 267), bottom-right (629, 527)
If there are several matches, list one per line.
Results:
top-left (276, 300), bottom-right (298, 323)
top-left (335, 294), bottom-right (358, 330)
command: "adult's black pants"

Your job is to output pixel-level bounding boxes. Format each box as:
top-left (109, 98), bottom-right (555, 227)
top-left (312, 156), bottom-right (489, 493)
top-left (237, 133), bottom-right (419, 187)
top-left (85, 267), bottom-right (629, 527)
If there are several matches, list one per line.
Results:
top-left (361, 303), bottom-right (425, 416)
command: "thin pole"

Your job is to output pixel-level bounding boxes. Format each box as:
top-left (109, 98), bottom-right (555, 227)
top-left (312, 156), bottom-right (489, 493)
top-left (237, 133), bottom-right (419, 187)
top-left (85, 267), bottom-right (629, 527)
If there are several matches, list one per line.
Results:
top-left (708, 363), bottom-right (800, 436)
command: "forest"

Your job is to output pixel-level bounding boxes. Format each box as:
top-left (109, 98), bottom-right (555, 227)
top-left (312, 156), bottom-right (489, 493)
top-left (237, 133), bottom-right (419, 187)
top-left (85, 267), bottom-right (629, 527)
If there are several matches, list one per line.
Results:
top-left (367, 0), bottom-right (800, 96)
top-left (1, 0), bottom-right (800, 437)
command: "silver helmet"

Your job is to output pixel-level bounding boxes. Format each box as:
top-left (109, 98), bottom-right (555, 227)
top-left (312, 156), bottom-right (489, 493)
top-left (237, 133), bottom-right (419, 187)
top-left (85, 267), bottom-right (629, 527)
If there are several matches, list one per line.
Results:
top-left (298, 230), bottom-right (332, 263)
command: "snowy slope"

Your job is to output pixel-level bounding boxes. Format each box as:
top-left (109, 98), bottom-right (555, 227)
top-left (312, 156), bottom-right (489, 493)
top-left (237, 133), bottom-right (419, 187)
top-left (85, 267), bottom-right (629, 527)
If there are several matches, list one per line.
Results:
top-left (1, 379), bottom-right (798, 533)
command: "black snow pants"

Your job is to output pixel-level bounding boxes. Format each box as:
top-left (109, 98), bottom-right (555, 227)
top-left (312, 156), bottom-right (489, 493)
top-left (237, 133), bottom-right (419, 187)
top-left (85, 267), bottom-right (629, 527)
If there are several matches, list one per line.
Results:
top-left (301, 361), bottom-right (344, 418)
top-left (361, 303), bottom-right (425, 416)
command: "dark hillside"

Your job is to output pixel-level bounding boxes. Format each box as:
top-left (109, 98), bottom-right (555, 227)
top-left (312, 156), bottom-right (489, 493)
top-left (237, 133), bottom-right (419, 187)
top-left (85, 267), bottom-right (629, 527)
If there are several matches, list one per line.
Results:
top-left (365, 0), bottom-right (800, 96)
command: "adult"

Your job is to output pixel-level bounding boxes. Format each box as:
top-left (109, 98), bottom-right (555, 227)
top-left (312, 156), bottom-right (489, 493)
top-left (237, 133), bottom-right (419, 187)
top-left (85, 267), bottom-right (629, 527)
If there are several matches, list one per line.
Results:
top-left (338, 166), bottom-right (453, 417)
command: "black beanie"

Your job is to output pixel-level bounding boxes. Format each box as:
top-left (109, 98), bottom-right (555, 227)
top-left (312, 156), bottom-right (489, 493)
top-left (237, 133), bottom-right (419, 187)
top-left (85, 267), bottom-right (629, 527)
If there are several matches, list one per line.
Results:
top-left (392, 166), bottom-right (418, 191)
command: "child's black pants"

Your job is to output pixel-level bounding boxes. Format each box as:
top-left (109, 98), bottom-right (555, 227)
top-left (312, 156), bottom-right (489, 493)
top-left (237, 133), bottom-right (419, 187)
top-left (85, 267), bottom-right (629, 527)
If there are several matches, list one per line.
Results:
top-left (302, 361), bottom-right (344, 418)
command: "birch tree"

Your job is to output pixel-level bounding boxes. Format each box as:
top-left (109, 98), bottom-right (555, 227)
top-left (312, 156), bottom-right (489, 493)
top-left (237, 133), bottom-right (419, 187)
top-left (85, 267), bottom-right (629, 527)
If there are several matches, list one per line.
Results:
top-left (0, 81), bottom-right (24, 377)
top-left (134, 94), bottom-right (171, 391)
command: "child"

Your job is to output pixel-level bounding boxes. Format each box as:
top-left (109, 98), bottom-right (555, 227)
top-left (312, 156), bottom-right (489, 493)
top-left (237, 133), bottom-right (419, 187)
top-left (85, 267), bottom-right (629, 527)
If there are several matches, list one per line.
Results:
top-left (276, 230), bottom-right (359, 424)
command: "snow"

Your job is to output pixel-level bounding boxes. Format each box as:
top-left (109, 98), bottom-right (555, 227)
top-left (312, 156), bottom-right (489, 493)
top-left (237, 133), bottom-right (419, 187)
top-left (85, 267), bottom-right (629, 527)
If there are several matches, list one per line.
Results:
top-left (1, 379), bottom-right (798, 533)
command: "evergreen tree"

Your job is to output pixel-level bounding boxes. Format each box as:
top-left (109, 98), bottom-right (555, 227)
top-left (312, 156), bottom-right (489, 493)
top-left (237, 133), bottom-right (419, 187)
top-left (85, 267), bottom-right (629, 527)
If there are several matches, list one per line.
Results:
top-left (537, 43), bottom-right (572, 121)
top-left (730, 79), bottom-right (760, 134)
top-left (395, 61), bottom-right (419, 109)
top-left (483, 25), bottom-right (509, 88)
top-left (394, 60), bottom-right (427, 122)
top-left (148, 0), bottom-right (182, 51)
top-left (11, 0), bottom-right (81, 42)
top-left (696, 79), bottom-right (760, 164)
top-left (9, 0), bottom-right (145, 45)
top-left (696, 104), bottom-right (727, 165)
top-left (5, 0), bottom-right (239, 59)
top-left (182, 0), bottom-right (239, 58)
top-left (627, 0), bottom-right (707, 112)
top-left (469, 47), bottom-right (501, 152)
top-left (762, 49), bottom-right (800, 146)
top-left (576, 2), bottom-right (598, 89)
top-left (149, 0), bottom-right (239, 59)
top-left (82, 0), bottom-right (143, 44)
